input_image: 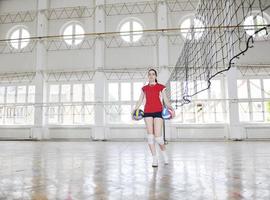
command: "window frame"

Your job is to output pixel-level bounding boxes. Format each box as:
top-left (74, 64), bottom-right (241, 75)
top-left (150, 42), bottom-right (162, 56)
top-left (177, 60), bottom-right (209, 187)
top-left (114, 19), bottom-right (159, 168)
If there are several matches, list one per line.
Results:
top-left (106, 80), bottom-right (145, 124)
top-left (237, 77), bottom-right (270, 123)
top-left (170, 77), bottom-right (226, 124)
top-left (0, 83), bottom-right (35, 125)
top-left (60, 21), bottom-right (85, 46)
top-left (46, 81), bottom-right (95, 125)
top-left (7, 25), bottom-right (31, 50)
top-left (118, 17), bottom-right (144, 43)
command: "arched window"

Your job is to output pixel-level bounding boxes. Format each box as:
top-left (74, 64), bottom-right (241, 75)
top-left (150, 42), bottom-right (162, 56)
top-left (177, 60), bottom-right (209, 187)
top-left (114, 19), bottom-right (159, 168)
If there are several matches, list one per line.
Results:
top-left (62, 22), bottom-right (85, 45)
top-left (8, 26), bottom-right (30, 49)
top-left (119, 18), bottom-right (143, 43)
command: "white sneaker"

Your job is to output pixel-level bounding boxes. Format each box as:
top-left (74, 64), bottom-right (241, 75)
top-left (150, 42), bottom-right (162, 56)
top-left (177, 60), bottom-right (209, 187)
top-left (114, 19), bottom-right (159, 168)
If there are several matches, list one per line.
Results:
top-left (152, 157), bottom-right (158, 167)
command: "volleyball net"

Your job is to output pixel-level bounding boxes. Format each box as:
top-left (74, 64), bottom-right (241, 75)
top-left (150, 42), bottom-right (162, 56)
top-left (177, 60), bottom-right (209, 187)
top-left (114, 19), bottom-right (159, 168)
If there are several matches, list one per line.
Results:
top-left (167, 0), bottom-right (270, 108)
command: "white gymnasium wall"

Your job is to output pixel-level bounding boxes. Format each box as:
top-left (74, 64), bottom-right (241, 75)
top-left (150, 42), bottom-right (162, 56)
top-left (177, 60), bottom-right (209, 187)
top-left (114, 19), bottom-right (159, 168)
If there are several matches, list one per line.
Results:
top-left (47, 18), bottom-right (95, 70)
top-left (105, 13), bottom-right (156, 68)
top-left (47, 0), bottom-right (95, 70)
top-left (0, 0), bottom-right (37, 72)
top-left (0, 22), bottom-right (36, 72)
top-left (48, 0), bottom-right (93, 8)
top-left (0, 0), bottom-right (37, 12)
top-left (168, 10), bottom-right (190, 66)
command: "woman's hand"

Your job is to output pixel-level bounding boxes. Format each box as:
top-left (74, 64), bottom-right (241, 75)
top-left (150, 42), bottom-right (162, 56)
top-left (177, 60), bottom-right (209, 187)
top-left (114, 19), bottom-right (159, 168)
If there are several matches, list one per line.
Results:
top-left (131, 109), bottom-right (138, 120)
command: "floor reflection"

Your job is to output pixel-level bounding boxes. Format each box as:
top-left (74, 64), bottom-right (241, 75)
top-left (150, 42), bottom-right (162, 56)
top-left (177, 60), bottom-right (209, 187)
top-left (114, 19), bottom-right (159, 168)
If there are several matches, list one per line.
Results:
top-left (0, 141), bottom-right (269, 199)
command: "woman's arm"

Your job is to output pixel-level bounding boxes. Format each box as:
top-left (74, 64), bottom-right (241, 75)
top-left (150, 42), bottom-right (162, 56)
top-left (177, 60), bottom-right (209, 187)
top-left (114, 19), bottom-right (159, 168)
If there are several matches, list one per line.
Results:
top-left (133, 90), bottom-right (144, 111)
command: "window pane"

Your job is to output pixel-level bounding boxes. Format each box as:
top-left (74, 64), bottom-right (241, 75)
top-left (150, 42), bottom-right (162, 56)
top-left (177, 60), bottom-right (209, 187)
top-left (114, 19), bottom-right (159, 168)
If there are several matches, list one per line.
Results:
top-left (27, 106), bottom-right (34, 125)
top-left (21, 29), bottom-right (30, 49)
top-left (256, 16), bottom-right (267, 37)
top-left (252, 102), bottom-right (263, 122)
top-left (48, 106), bottom-right (58, 124)
top-left (250, 79), bottom-right (261, 98)
top-left (205, 102), bottom-right (215, 123)
top-left (216, 102), bottom-right (225, 122)
top-left (244, 15), bottom-right (267, 37)
top-left (85, 105), bottom-right (94, 124)
top-left (264, 101), bottom-right (270, 122)
top-left (73, 84), bottom-right (82, 102)
top-left (170, 81), bottom-right (181, 101)
top-left (0, 106), bottom-right (4, 124)
top-left (28, 86), bottom-right (35, 103)
top-left (49, 85), bottom-right (59, 102)
top-left (85, 84), bottom-right (94, 101)
top-left (237, 80), bottom-right (248, 99)
top-left (183, 81), bottom-right (194, 96)
top-left (181, 18), bottom-right (204, 40)
top-left (108, 105), bottom-right (120, 123)
top-left (61, 84), bottom-right (71, 102)
top-left (5, 107), bottom-right (15, 124)
top-left (171, 103), bottom-right (182, 123)
top-left (133, 82), bottom-right (144, 101)
top-left (74, 24), bottom-right (85, 45)
top-left (109, 83), bottom-right (119, 101)
top-left (239, 103), bottom-right (250, 122)
top-left (210, 80), bottom-right (222, 99)
top-left (263, 79), bottom-right (270, 98)
top-left (17, 86), bottom-right (26, 103)
top-left (62, 105), bottom-right (73, 125)
top-left (120, 21), bottom-right (131, 42)
top-left (181, 18), bottom-right (191, 39)
top-left (132, 21), bottom-right (143, 42)
top-left (194, 18), bottom-right (204, 40)
top-left (15, 106), bottom-right (26, 124)
top-left (121, 83), bottom-right (131, 101)
top-left (197, 81), bottom-right (208, 99)
top-left (6, 86), bottom-right (16, 103)
top-left (0, 87), bottom-right (5, 103)
top-left (10, 29), bottom-right (20, 49)
top-left (244, 16), bottom-right (255, 36)
top-left (63, 25), bottom-right (73, 45)
top-left (121, 105), bottom-right (131, 123)
top-left (74, 106), bottom-right (82, 124)
top-left (183, 103), bottom-right (195, 123)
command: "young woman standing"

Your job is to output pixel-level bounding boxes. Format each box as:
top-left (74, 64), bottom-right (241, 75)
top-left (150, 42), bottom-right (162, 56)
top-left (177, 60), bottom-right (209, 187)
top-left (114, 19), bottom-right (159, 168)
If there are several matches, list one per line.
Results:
top-left (133, 69), bottom-right (175, 167)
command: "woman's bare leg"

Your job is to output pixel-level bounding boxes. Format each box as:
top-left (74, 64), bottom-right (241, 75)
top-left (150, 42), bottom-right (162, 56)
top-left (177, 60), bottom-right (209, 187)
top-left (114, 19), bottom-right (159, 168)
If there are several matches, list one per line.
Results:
top-left (144, 117), bottom-right (156, 156)
top-left (154, 118), bottom-right (168, 164)
top-left (153, 118), bottom-right (165, 150)
top-left (144, 117), bottom-right (158, 167)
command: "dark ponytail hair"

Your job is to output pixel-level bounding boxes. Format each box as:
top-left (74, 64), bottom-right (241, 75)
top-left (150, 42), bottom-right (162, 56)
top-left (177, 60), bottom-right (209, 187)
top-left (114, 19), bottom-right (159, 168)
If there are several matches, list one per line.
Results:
top-left (148, 69), bottom-right (158, 83)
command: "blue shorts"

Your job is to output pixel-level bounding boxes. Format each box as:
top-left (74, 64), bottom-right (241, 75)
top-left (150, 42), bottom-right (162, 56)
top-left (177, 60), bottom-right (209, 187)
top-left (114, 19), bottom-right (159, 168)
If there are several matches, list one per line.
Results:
top-left (144, 112), bottom-right (162, 119)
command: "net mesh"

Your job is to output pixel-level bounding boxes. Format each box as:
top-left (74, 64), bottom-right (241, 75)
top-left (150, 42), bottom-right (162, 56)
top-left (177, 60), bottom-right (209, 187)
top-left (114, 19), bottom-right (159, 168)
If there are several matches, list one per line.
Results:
top-left (167, 0), bottom-right (270, 108)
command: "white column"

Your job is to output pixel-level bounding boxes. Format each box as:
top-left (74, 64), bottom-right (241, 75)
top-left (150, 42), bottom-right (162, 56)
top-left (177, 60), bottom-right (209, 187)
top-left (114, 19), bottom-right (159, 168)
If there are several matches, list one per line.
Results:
top-left (92, 0), bottom-right (106, 140)
top-left (157, 0), bottom-right (169, 68)
top-left (227, 66), bottom-right (243, 140)
top-left (94, 0), bottom-right (105, 69)
top-left (31, 0), bottom-right (49, 140)
top-left (156, 0), bottom-right (170, 83)
top-left (157, 1), bottom-right (175, 140)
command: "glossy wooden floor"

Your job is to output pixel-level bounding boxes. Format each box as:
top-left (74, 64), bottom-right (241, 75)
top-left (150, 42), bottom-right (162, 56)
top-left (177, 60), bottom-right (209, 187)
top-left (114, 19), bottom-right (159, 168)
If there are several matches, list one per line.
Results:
top-left (0, 141), bottom-right (270, 200)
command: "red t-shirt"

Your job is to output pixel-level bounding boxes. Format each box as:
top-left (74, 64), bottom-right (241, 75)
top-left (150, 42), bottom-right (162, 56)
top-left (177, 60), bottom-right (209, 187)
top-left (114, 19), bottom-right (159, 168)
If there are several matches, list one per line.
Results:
top-left (142, 83), bottom-right (166, 113)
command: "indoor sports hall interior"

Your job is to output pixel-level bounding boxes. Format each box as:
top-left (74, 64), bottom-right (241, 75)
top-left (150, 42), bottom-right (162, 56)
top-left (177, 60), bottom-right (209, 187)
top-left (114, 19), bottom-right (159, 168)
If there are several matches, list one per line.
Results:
top-left (0, 0), bottom-right (270, 199)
